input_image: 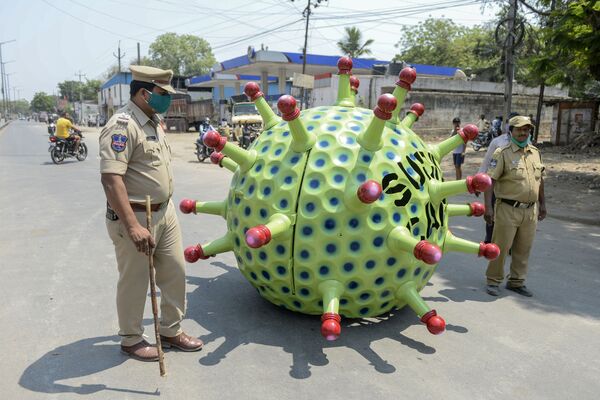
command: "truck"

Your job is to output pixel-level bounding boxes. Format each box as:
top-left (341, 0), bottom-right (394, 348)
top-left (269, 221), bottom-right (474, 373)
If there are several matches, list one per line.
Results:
top-left (230, 102), bottom-right (262, 126)
top-left (164, 93), bottom-right (214, 132)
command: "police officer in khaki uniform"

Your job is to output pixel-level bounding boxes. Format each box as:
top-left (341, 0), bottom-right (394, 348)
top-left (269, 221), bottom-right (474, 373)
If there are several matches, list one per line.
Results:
top-left (484, 115), bottom-right (547, 297)
top-left (100, 65), bottom-right (203, 362)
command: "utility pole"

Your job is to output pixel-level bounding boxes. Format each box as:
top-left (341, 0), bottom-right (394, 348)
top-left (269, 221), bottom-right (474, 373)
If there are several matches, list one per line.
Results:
top-left (533, 0), bottom-right (556, 143)
top-left (75, 70), bottom-right (87, 124)
top-left (137, 42), bottom-right (141, 65)
top-left (292, 0), bottom-right (328, 109)
top-left (5, 72), bottom-right (14, 116)
top-left (113, 41), bottom-right (126, 109)
top-left (503, 0), bottom-right (518, 132)
top-left (0, 39), bottom-right (16, 119)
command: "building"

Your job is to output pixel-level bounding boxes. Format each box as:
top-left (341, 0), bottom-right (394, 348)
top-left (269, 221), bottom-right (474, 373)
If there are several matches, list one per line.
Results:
top-left (99, 72), bottom-right (131, 118)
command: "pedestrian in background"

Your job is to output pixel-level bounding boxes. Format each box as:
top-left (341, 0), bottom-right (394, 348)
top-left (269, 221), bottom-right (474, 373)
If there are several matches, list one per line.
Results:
top-left (477, 123), bottom-right (512, 243)
top-left (451, 117), bottom-right (465, 180)
top-left (483, 115), bottom-right (547, 297)
top-left (100, 65), bottom-right (203, 362)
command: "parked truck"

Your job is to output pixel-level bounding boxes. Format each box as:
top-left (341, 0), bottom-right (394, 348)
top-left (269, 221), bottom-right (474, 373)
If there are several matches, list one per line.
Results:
top-left (230, 102), bottom-right (262, 126)
top-left (164, 93), bottom-right (214, 132)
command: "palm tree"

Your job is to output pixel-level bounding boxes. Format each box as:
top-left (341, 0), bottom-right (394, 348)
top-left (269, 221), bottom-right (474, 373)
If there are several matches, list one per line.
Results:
top-left (337, 27), bottom-right (374, 59)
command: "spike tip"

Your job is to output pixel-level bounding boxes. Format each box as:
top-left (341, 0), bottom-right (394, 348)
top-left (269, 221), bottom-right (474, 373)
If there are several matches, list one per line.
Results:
top-left (421, 310), bottom-right (446, 335)
top-left (179, 199), bottom-right (196, 214)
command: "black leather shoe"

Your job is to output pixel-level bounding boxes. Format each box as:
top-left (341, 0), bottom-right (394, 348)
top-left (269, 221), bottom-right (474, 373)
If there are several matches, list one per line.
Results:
top-left (506, 285), bottom-right (533, 297)
top-left (486, 285), bottom-right (500, 296)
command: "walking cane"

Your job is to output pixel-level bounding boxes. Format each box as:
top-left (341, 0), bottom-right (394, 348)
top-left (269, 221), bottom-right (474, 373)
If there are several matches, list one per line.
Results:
top-left (146, 195), bottom-right (166, 376)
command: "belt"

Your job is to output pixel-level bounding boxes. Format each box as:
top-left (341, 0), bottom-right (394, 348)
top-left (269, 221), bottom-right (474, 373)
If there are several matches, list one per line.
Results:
top-left (130, 201), bottom-right (167, 212)
top-left (500, 198), bottom-right (535, 209)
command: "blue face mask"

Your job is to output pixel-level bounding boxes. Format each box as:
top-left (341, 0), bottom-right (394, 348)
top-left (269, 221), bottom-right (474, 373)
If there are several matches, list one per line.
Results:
top-left (511, 136), bottom-right (530, 148)
top-left (145, 90), bottom-right (172, 114)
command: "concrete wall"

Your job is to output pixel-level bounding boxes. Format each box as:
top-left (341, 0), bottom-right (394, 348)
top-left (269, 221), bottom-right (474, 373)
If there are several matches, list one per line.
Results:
top-left (311, 75), bottom-right (569, 139)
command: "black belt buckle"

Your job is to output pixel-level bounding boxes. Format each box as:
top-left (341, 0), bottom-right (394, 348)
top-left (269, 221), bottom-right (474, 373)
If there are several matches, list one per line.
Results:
top-left (106, 204), bottom-right (119, 221)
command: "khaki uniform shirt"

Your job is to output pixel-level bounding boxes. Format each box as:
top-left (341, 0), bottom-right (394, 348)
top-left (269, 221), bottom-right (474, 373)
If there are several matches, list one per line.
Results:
top-left (488, 142), bottom-right (545, 203)
top-left (99, 101), bottom-right (174, 204)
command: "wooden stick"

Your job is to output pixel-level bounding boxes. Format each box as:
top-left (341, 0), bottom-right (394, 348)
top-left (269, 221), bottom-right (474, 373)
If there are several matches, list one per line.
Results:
top-left (146, 195), bottom-right (166, 376)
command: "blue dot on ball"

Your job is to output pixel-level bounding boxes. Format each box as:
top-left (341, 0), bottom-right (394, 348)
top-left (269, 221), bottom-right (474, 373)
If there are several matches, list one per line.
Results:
top-left (326, 243), bottom-right (337, 253)
top-left (282, 131), bottom-right (290, 137)
top-left (329, 197), bottom-right (339, 206)
top-left (302, 226), bottom-right (313, 236)
top-left (300, 250), bottom-right (309, 259)
top-left (290, 156), bottom-right (299, 164)
top-left (348, 281), bottom-right (358, 289)
top-left (300, 271), bottom-right (309, 280)
top-left (315, 158), bottom-right (325, 167)
top-left (357, 173), bottom-right (366, 182)
top-left (309, 179), bottom-right (320, 189)
top-left (282, 286), bottom-right (290, 293)
top-left (411, 204), bottom-right (417, 213)
top-left (275, 148), bottom-right (283, 156)
top-left (366, 260), bottom-right (376, 269)
top-left (360, 293), bottom-right (370, 300)
top-left (360, 307), bottom-right (369, 315)
top-left (397, 269), bottom-right (407, 278)
top-left (414, 267), bottom-right (422, 276)
top-left (372, 213), bottom-right (382, 223)
top-left (280, 199), bottom-right (288, 208)
top-left (334, 174), bottom-right (344, 183)
top-left (351, 125), bottom-right (360, 132)
top-left (306, 202), bottom-right (315, 212)
top-left (339, 154), bottom-right (348, 162)
top-left (386, 151), bottom-right (395, 160)
top-left (248, 185), bottom-right (255, 195)
top-left (324, 219), bottom-right (336, 230)
top-left (349, 218), bottom-right (359, 228)
top-left (262, 270), bottom-right (270, 279)
top-left (343, 262), bottom-right (354, 272)
top-left (263, 187), bottom-right (271, 196)
top-left (319, 140), bottom-right (329, 148)
top-left (244, 207), bottom-right (251, 216)
top-left (373, 237), bottom-right (384, 247)
top-left (350, 241), bottom-right (360, 251)
top-left (276, 245), bottom-right (285, 255)
top-left (260, 208), bottom-right (267, 218)
top-left (381, 290), bottom-right (390, 298)
top-left (319, 266), bottom-right (329, 275)
top-left (270, 166), bottom-right (279, 175)
top-left (362, 155), bottom-right (371, 163)
top-left (393, 212), bottom-right (401, 222)
top-left (375, 277), bottom-right (384, 285)
top-left (328, 125), bottom-right (337, 131)
top-left (387, 257), bottom-right (396, 266)
top-left (300, 288), bottom-right (310, 296)
top-left (277, 266), bottom-right (286, 275)
top-left (250, 272), bottom-right (257, 280)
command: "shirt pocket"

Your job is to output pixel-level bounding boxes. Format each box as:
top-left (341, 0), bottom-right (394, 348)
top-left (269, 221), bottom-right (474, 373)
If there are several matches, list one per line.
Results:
top-left (509, 162), bottom-right (526, 179)
top-left (143, 140), bottom-right (163, 166)
top-left (533, 162), bottom-right (543, 180)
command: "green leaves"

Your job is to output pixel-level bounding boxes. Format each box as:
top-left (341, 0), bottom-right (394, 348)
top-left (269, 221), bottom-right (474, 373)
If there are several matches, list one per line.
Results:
top-left (336, 27), bottom-right (374, 58)
top-left (148, 33), bottom-right (216, 76)
top-left (30, 92), bottom-right (55, 112)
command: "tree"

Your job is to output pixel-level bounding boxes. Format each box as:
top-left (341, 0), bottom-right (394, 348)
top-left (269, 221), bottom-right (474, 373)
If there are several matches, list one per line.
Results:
top-left (148, 33), bottom-right (216, 76)
top-left (83, 80), bottom-right (102, 101)
top-left (30, 92), bottom-right (55, 112)
top-left (10, 99), bottom-right (29, 115)
top-left (58, 80), bottom-right (83, 102)
top-left (337, 27), bottom-right (374, 58)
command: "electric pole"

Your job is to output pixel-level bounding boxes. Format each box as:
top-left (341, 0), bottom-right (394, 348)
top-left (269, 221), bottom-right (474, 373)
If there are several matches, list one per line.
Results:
top-left (0, 39), bottom-right (16, 119)
top-left (5, 72), bottom-right (14, 116)
top-left (113, 41), bottom-right (126, 109)
top-left (75, 70), bottom-right (87, 124)
top-left (503, 0), bottom-right (518, 132)
top-left (292, 0), bottom-right (328, 109)
top-left (137, 42), bottom-right (141, 65)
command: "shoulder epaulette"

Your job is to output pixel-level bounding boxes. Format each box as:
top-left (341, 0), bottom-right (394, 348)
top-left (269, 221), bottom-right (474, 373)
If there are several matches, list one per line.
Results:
top-left (116, 113), bottom-right (131, 127)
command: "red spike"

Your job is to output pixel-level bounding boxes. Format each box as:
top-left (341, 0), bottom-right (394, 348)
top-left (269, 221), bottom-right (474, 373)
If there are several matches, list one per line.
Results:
top-left (397, 67), bottom-right (417, 90)
top-left (179, 198), bottom-right (196, 214)
top-left (374, 94), bottom-right (397, 120)
top-left (420, 310), bottom-right (446, 335)
top-left (277, 95), bottom-right (300, 121)
top-left (210, 151), bottom-right (224, 166)
top-left (459, 124), bottom-right (479, 142)
top-left (466, 173), bottom-right (492, 194)
top-left (409, 103), bottom-right (425, 118)
top-left (413, 240), bottom-right (442, 265)
top-left (203, 130), bottom-right (227, 151)
top-left (469, 202), bottom-right (485, 217)
top-left (357, 180), bottom-right (382, 204)
top-left (244, 82), bottom-right (263, 101)
top-left (245, 225), bottom-right (272, 248)
top-left (337, 57), bottom-right (353, 74)
top-left (479, 242), bottom-right (500, 260)
top-left (184, 244), bottom-right (210, 263)
top-left (321, 312), bottom-right (341, 341)
top-left (349, 75), bottom-right (360, 91)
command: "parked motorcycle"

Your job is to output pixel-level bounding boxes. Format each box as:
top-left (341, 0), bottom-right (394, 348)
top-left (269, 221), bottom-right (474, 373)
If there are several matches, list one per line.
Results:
top-left (471, 130), bottom-right (493, 151)
top-left (48, 131), bottom-right (88, 164)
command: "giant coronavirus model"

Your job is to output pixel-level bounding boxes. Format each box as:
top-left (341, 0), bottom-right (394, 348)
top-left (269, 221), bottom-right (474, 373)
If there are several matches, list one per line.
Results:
top-left (180, 57), bottom-right (499, 341)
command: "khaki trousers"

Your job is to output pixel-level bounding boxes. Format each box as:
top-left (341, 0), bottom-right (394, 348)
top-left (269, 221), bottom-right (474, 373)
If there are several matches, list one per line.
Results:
top-left (106, 200), bottom-right (186, 346)
top-left (486, 201), bottom-right (538, 287)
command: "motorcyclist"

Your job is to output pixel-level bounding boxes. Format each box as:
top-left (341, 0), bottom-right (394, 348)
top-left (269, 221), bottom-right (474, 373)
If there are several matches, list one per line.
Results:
top-left (198, 117), bottom-right (215, 138)
top-left (55, 111), bottom-right (81, 154)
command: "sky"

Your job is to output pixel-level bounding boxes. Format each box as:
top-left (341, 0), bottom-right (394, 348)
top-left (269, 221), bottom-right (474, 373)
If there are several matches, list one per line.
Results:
top-left (0, 0), bottom-right (500, 102)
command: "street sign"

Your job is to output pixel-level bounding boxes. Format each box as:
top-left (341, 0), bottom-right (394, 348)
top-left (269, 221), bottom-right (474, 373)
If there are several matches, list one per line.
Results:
top-left (292, 73), bottom-right (314, 89)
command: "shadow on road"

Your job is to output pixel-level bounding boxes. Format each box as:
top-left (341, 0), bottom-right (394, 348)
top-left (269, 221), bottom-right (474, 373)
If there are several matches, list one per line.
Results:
top-left (185, 261), bottom-right (468, 379)
top-left (18, 336), bottom-right (159, 396)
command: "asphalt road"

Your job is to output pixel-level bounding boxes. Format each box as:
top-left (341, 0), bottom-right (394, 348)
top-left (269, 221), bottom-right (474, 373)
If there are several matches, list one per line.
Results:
top-left (1, 121), bottom-right (599, 399)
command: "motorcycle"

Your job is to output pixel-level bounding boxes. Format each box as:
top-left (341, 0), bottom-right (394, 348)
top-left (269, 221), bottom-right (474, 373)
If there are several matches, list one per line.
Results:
top-left (239, 125), bottom-right (260, 150)
top-left (47, 122), bottom-right (56, 135)
top-left (471, 130), bottom-right (493, 151)
top-left (195, 133), bottom-right (214, 162)
top-left (48, 130), bottom-right (88, 164)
